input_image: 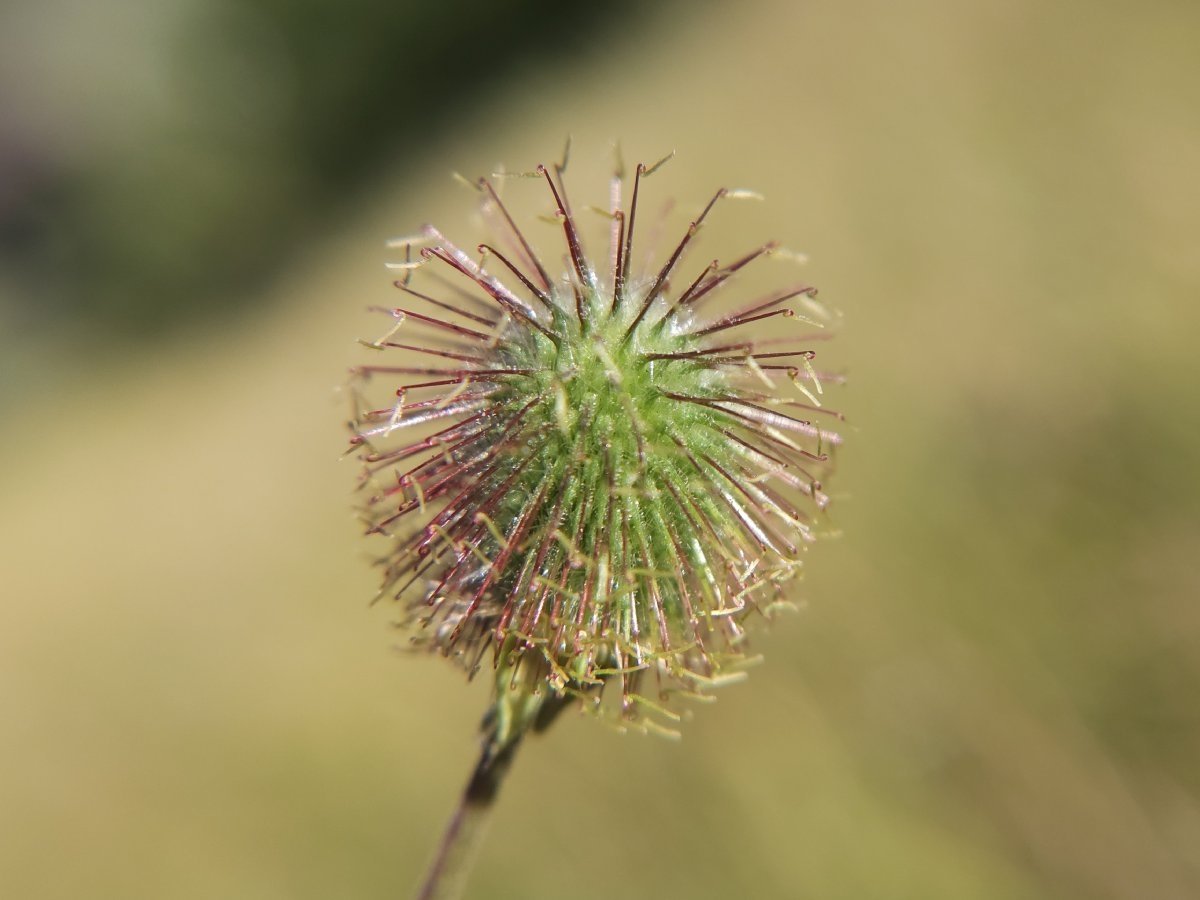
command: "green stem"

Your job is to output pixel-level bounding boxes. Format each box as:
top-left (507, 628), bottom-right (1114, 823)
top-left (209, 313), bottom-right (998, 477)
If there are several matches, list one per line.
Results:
top-left (414, 736), bottom-right (521, 900)
top-left (415, 651), bottom-right (578, 899)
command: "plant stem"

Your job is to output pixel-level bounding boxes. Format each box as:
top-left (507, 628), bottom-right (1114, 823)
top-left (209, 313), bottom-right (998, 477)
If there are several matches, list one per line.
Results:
top-left (414, 736), bottom-right (521, 900)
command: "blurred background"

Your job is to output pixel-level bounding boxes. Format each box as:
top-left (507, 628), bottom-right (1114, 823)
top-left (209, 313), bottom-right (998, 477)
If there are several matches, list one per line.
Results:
top-left (2, 0), bottom-right (1198, 897)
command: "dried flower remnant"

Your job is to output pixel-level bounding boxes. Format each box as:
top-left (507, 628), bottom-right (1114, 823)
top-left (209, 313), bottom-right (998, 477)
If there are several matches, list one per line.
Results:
top-left (348, 148), bottom-right (841, 899)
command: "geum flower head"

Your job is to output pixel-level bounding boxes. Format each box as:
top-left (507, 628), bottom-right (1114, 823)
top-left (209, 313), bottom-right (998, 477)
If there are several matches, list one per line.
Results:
top-left (350, 152), bottom-right (841, 743)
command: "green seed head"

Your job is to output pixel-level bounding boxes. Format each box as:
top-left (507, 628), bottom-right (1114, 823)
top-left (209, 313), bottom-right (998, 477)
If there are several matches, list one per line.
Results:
top-left (350, 153), bottom-right (841, 736)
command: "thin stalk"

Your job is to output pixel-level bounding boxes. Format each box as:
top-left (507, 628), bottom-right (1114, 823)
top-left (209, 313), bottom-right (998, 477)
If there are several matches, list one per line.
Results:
top-left (414, 737), bottom-right (521, 900)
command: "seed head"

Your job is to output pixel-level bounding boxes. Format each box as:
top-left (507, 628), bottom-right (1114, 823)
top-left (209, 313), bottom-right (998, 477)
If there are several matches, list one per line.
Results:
top-left (350, 151), bottom-right (841, 737)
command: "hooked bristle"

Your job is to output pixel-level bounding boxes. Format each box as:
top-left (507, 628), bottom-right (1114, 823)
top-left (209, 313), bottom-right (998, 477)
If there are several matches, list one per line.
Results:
top-left (350, 152), bottom-right (841, 730)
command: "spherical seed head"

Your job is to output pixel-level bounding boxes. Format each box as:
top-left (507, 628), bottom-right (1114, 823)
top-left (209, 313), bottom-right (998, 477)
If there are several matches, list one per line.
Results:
top-left (350, 155), bottom-right (841, 731)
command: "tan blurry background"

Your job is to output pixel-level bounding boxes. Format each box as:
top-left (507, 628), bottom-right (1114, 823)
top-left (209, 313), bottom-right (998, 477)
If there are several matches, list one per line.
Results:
top-left (3, 0), bottom-right (1200, 898)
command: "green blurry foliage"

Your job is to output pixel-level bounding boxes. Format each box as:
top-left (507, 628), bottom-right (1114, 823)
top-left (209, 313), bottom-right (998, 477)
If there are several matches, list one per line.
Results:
top-left (0, 0), bottom-right (653, 338)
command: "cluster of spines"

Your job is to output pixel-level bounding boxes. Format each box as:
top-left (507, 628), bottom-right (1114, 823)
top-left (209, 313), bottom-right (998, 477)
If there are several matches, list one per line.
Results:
top-left (351, 152), bottom-right (841, 726)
